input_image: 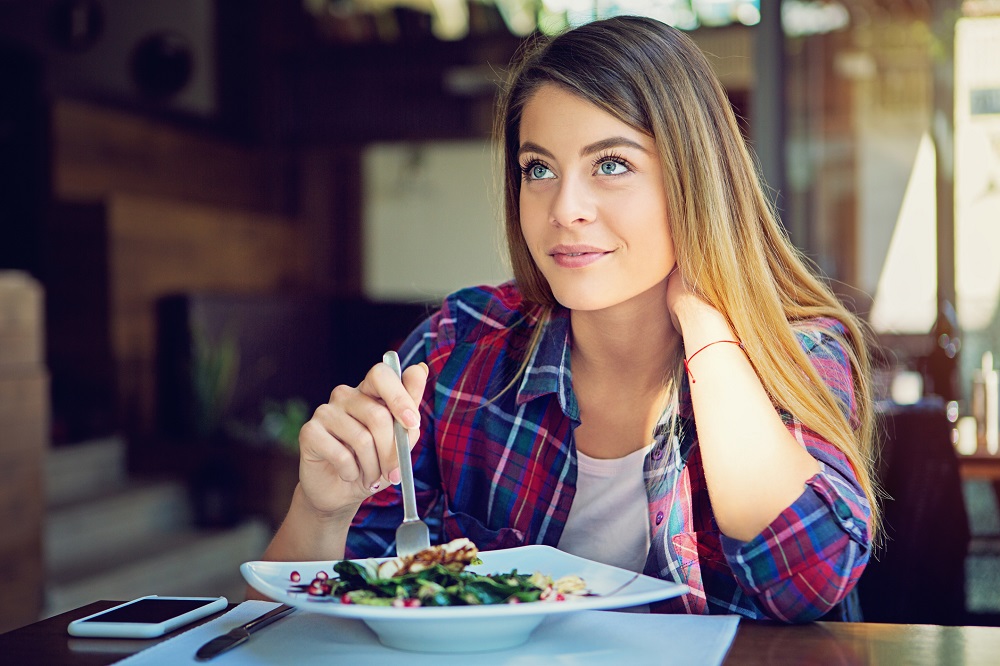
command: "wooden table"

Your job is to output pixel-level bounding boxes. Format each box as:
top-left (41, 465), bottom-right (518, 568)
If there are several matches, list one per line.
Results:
top-left (3, 601), bottom-right (1000, 665)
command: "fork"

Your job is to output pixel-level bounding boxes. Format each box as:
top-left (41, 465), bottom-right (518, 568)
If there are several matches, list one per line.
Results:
top-left (583, 572), bottom-right (642, 597)
top-left (382, 351), bottom-right (431, 558)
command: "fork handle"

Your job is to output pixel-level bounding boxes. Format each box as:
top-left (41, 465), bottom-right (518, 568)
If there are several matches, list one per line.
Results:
top-left (392, 418), bottom-right (419, 521)
top-left (383, 352), bottom-right (420, 522)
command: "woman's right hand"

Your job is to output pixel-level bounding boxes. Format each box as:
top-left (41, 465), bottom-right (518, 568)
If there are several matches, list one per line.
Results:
top-left (296, 359), bottom-right (429, 519)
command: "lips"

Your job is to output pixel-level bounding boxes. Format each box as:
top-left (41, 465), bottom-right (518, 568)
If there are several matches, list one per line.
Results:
top-left (548, 244), bottom-right (612, 268)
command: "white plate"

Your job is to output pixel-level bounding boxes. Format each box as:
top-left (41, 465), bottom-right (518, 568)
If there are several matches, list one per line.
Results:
top-left (241, 545), bottom-right (687, 653)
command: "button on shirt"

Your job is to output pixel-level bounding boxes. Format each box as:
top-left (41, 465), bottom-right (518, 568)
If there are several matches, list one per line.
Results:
top-left (347, 282), bottom-right (872, 622)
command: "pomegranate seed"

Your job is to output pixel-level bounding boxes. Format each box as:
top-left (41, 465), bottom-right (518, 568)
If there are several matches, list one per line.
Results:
top-left (507, 598), bottom-right (521, 604)
top-left (307, 581), bottom-right (326, 596)
top-left (290, 571), bottom-right (301, 582)
top-left (315, 570), bottom-right (329, 580)
top-left (392, 598), bottom-right (421, 608)
top-left (340, 594), bottom-right (353, 604)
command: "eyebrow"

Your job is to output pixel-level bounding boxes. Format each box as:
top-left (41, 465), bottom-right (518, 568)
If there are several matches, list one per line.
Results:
top-left (517, 136), bottom-right (651, 159)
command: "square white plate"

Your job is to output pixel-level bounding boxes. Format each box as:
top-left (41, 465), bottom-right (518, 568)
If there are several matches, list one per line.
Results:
top-left (241, 545), bottom-right (687, 652)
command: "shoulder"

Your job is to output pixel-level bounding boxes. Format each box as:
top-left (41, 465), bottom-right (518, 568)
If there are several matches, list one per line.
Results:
top-left (791, 316), bottom-right (858, 425)
top-left (439, 281), bottom-right (545, 344)
top-left (792, 316), bottom-right (848, 345)
top-left (422, 282), bottom-right (548, 398)
top-left (792, 317), bottom-right (850, 364)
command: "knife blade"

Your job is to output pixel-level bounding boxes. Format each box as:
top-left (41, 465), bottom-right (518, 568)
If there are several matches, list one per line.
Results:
top-left (194, 604), bottom-right (294, 661)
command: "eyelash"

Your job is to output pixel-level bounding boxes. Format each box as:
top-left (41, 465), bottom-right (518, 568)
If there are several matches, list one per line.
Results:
top-left (518, 152), bottom-right (634, 180)
top-left (519, 158), bottom-right (550, 179)
top-left (592, 152), bottom-right (632, 173)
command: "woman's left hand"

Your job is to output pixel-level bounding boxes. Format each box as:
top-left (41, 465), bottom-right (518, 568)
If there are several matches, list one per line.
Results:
top-left (665, 263), bottom-right (720, 335)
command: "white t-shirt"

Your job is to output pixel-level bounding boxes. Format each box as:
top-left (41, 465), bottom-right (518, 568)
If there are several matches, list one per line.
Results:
top-left (557, 443), bottom-right (653, 574)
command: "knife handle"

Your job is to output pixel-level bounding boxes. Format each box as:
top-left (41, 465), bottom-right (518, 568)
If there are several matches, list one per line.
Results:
top-left (195, 605), bottom-right (295, 661)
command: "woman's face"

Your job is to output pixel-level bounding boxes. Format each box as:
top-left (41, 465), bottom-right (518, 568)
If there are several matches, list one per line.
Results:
top-left (518, 84), bottom-right (675, 312)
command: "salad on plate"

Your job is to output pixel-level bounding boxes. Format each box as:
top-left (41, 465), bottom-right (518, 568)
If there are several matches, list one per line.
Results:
top-left (288, 538), bottom-right (589, 607)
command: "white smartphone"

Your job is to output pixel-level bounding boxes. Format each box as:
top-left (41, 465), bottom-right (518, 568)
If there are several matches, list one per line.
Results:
top-left (67, 595), bottom-right (228, 638)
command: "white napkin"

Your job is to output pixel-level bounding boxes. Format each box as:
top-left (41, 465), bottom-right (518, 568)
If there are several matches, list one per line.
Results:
top-left (114, 601), bottom-right (739, 666)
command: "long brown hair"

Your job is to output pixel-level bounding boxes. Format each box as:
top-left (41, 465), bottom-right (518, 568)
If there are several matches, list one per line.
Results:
top-left (495, 16), bottom-right (880, 539)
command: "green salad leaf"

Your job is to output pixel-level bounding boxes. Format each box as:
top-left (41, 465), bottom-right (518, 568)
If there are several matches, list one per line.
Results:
top-left (326, 560), bottom-right (548, 606)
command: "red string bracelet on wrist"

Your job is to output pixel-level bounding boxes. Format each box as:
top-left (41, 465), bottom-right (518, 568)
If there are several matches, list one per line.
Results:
top-left (683, 340), bottom-right (745, 384)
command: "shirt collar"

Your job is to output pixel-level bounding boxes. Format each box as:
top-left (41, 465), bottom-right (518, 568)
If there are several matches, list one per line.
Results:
top-left (515, 306), bottom-right (580, 421)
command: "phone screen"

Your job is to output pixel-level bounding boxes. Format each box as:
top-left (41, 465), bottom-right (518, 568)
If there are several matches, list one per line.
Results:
top-left (80, 598), bottom-right (217, 624)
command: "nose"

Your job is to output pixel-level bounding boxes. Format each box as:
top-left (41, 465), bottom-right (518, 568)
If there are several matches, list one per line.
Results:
top-left (549, 175), bottom-right (595, 227)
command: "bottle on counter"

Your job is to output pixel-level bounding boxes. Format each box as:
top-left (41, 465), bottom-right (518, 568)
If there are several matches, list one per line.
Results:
top-left (981, 352), bottom-right (999, 456)
top-left (973, 362), bottom-right (986, 452)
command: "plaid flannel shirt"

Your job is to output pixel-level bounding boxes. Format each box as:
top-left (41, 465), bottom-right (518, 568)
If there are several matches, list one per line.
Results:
top-left (347, 282), bottom-right (872, 622)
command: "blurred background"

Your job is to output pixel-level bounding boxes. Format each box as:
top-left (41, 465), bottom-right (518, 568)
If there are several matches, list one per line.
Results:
top-left (1, 0), bottom-right (999, 633)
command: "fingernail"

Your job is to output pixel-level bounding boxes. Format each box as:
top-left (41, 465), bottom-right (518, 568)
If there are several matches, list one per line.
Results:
top-left (389, 468), bottom-right (401, 485)
top-left (369, 481), bottom-right (381, 493)
top-left (402, 409), bottom-right (420, 428)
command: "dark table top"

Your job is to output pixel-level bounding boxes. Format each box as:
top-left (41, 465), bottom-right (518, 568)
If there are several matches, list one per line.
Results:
top-left (3, 600), bottom-right (1000, 665)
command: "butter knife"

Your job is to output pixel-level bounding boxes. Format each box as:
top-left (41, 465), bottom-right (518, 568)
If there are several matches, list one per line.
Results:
top-left (194, 604), bottom-right (294, 661)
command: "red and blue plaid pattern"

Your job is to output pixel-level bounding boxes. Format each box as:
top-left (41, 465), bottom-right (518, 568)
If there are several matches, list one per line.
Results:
top-left (347, 282), bottom-right (871, 622)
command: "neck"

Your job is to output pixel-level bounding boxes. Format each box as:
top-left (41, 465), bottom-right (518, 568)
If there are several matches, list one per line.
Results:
top-left (569, 281), bottom-right (680, 391)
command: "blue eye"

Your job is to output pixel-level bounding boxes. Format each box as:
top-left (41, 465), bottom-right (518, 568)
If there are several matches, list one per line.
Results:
top-left (522, 161), bottom-right (555, 180)
top-left (598, 159), bottom-right (627, 175)
top-left (532, 165), bottom-right (552, 179)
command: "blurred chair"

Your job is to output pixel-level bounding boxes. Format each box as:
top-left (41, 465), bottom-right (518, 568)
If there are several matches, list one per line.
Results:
top-left (857, 399), bottom-right (971, 624)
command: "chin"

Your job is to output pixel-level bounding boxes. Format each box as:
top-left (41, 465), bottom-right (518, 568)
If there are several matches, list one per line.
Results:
top-left (547, 285), bottom-right (620, 312)
top-left (547, 276), bottom-right (669, 313)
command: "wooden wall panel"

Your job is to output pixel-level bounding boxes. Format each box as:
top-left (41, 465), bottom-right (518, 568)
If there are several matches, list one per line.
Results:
top-left (107, 194), bottom-right (307, 356)
top-left (51, 99), bottom-right (282, 213)
top-left (46, 98), bottom-right (329, 444)
top-left (97, 193), bottom-right (310, 440)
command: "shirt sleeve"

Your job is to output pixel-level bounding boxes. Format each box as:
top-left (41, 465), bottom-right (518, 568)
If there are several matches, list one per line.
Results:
top-left (719, 323), bottom-right (872, 622)
top-left (344, 302), bottom-right (455, 559)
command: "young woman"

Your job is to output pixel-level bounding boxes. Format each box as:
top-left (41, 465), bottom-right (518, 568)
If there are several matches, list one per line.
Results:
top-left (259, 15), bottom-right (879, 623)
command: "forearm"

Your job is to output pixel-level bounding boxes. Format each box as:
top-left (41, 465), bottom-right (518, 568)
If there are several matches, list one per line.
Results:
top-left (246, 484), bottom-right (358, 601)
top-left (677, 302), bottom-right (820, 541)
top-left (266, 483), bottom-right (357, 560)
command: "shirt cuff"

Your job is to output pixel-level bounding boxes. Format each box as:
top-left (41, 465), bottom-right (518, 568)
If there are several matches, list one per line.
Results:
top-left (720, 473), bottom-right (871, 594)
